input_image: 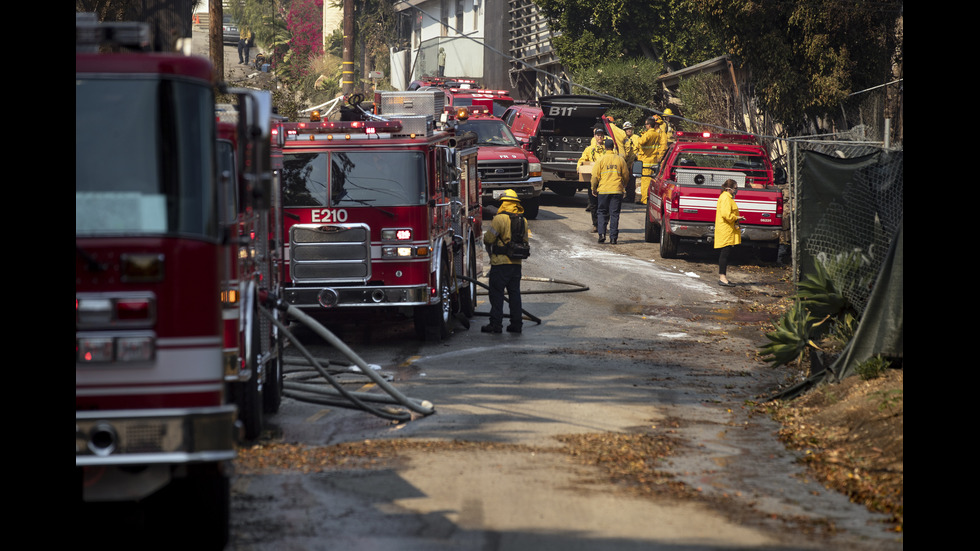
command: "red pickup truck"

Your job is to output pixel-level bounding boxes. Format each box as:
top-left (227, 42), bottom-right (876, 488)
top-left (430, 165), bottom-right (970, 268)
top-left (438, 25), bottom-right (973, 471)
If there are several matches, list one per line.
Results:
top-left (645, 131), bottom-right (786, 259)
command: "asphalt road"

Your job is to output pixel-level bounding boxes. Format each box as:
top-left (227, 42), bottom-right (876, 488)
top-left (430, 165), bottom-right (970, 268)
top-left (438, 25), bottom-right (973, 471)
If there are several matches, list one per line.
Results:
top-left (227, 191), bottom-right (901, 551)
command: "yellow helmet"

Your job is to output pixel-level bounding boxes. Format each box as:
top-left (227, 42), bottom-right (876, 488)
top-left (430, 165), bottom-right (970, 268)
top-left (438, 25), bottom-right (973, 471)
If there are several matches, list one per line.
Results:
top-left (499, 189), bottom-right (521, 203)
top-left (663, 108), bottom-right (673, 117)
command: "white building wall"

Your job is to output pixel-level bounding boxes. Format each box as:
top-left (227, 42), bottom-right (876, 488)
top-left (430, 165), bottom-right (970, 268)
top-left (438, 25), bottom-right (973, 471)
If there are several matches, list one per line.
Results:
top-left (393, 0), bottom-right (486, 88)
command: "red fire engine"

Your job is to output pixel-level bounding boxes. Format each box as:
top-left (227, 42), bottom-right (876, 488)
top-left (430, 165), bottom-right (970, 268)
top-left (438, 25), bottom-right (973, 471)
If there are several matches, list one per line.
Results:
top-left (216, 92), bottom-right (283, 442)
top-left (276, 93), bottom-right (481, 340)
top-left (644, 131), bottom-right (786, 259)
top-left (75, 14), bottom-right (270, 544)
top-left (448, 105), bottom-right (544, 219)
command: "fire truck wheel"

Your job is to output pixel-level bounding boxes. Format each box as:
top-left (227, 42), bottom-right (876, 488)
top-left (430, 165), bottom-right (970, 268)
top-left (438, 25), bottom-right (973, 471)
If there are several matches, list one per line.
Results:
top-left (415, 258), bottom-right (454, 341)
top-left (660, 217), bottom-right (678, 259)
top-left (644, 211), bottom-right (659, 243)
top-left (523, 197), bottom-right (540, 220)
top-left (263, 333), bottom-right (283, 414)
top-left (239, 304), bottom-right (264, 440)
top-left (460, 242), bottom-right (477, 318)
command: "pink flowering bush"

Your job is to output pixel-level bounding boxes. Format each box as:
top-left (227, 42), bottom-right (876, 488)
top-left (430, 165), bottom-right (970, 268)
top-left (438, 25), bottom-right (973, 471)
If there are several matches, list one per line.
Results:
top-left (282, 0), bottom-right (324, 83)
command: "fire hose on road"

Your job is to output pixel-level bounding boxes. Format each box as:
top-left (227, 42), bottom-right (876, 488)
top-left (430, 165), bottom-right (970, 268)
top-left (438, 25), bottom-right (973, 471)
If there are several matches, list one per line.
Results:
top-left (260, 292), bottom-right (435, 422)
top-left (256, 274), bottom-right (588, 422)
top-left (459, 274), bottom-right (590, 326)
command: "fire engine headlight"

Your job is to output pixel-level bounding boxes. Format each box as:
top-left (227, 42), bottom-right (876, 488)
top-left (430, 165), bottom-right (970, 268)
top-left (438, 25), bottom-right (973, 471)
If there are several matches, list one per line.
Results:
top-left (77, 337), bottom-right (114, 363)
top-left (116, 336), bottom-right (155, 362)
top-left (77, 298), bottom-right (113, 325)
top-left (382, 246), bottom-right (414, 258)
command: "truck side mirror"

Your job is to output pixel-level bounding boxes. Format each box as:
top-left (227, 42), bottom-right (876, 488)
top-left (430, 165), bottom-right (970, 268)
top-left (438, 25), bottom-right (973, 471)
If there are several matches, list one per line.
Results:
top-left (773, 167), bottom-right (787, 186)
top-left (446, 180), bottom-right (460, 196)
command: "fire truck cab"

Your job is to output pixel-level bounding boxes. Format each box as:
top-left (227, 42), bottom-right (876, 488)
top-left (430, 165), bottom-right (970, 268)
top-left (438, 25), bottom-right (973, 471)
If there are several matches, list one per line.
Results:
top-left (277, 93), bottom-right (481, 340)
top-left (450, 106), bottom-right (543, 219)
top-left (76, 13), bottom-right (257, 545)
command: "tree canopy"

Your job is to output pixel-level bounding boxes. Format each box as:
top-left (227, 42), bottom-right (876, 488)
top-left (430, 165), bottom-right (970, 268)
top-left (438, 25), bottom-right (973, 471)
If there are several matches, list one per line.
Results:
top-left (534, 0), bottom-right (721, 72)
top-left (535, 0), bottom-right (903, 133)
top-left (695, 0), bottom-right (902, 130)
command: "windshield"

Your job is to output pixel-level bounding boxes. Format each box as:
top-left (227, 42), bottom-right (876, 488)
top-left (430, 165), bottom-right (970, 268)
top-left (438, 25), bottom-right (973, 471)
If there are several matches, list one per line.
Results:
top-left (456, 120), bottom-right (520, 147)
top-left (76, 77), bottom-right (217, 238)
top-left (282, 150), bottom-right (427, 207)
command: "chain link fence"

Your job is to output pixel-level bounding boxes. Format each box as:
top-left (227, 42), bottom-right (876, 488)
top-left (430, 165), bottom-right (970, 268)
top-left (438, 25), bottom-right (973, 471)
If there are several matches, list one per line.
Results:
top-left (786, 138), bottom-right (903, 315)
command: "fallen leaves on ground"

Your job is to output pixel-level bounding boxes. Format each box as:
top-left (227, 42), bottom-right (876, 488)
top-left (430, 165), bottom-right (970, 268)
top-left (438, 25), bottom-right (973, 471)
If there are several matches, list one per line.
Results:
top-left (764, 369), bottom-right (903, 531)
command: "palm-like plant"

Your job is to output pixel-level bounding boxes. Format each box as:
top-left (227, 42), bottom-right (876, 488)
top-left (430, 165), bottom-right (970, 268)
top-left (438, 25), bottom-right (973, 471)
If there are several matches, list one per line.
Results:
top-left (760, 300), bottom-right (827, 367)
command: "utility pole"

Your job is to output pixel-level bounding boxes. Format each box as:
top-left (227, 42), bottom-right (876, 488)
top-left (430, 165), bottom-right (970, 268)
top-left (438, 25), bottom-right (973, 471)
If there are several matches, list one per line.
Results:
top-left (209, 0), bottom-right (224, 82)
top-left (342, 0), bottom-right (354, 94)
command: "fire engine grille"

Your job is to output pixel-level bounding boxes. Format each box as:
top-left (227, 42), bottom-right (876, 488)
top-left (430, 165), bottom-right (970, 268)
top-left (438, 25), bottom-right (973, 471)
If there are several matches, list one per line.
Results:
top-left (290, 224), bottom-right (372, 283)
top-left (478, 160), bottom-right (527, 182)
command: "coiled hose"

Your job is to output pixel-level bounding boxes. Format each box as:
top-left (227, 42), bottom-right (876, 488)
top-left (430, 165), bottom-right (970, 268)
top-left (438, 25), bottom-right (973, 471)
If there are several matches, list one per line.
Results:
top-left (257, 274), bottom-right (588, 421)
top-left (260, 292), bottom-right (435, 422)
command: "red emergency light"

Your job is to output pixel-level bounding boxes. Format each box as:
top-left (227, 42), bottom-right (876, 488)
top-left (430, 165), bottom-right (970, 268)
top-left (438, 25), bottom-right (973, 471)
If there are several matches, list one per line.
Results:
top-left (285, 120), bottom-right (403, 140)
top-left (675, 130), bottom-right (757, 144)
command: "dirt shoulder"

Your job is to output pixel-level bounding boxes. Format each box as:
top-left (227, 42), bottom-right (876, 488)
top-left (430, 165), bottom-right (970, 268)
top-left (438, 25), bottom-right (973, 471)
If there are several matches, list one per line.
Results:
top-left (669, 244), bottom-right (904, 534)
top-left (764, 369), bottom-right (904, 531)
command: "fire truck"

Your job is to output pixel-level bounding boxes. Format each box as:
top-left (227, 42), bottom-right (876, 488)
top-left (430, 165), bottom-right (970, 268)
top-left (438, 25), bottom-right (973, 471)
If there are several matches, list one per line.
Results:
top-left (76, 14), bottom-right (270, 544)
top-left (277, 92), bottom-right (481, 340)
top-left (412, 86), bottom-right (542, 217)
top-left (450, 106), bottom-right (543, 219)
top-left (216, 95), bottom-right (283, 442)
top-left (644, 131), bottom-right (786, 259)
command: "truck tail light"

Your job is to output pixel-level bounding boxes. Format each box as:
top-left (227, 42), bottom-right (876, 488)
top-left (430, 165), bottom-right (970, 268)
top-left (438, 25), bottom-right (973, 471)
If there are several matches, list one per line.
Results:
top-left (669, 193), bottom-right (680, 214)
top-left (775, 195), bottom-right (783, 219)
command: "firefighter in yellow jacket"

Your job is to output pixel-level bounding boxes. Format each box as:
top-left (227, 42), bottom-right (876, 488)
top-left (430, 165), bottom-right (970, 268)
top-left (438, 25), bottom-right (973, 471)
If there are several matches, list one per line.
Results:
top-left (590, 138), bottom-right (629, 244)
top-left (635, 116), bottom-right (666, 204)
top-left (482, 190), bottom-right (528, 333)
top-left (578, 127), bottom-right (609, 230)
top-left (651, 113), bottom-right (670, 164)
top-left (621, 121), bottom-right (641, 201)
top-left (714, 179), bottom-right (744, 287)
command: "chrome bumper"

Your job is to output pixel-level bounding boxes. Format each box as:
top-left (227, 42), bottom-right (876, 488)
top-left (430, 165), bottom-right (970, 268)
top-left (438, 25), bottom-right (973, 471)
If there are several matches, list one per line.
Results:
top-left (284, 284), bottom-right (429, 309)
top-left (669, 220), bottom-right (782, 243)
top-left (76, 405), bottom-right (238, 467)
top-left (482, 177), bottom-right (544, 200)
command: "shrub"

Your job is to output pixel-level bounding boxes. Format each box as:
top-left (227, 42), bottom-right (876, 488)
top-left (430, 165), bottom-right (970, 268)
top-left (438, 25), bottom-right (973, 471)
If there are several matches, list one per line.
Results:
top-left (759, 301), bottom-right (826, 367)
top-left (856, 354), bottom-right (891, 381)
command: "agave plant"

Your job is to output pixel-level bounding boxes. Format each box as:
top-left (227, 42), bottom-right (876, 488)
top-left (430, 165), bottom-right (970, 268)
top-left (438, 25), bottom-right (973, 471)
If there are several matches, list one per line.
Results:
top-left (796, 259), bottom-right (848, 318)
top-left (760, 300), bottom-right (828, 367)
